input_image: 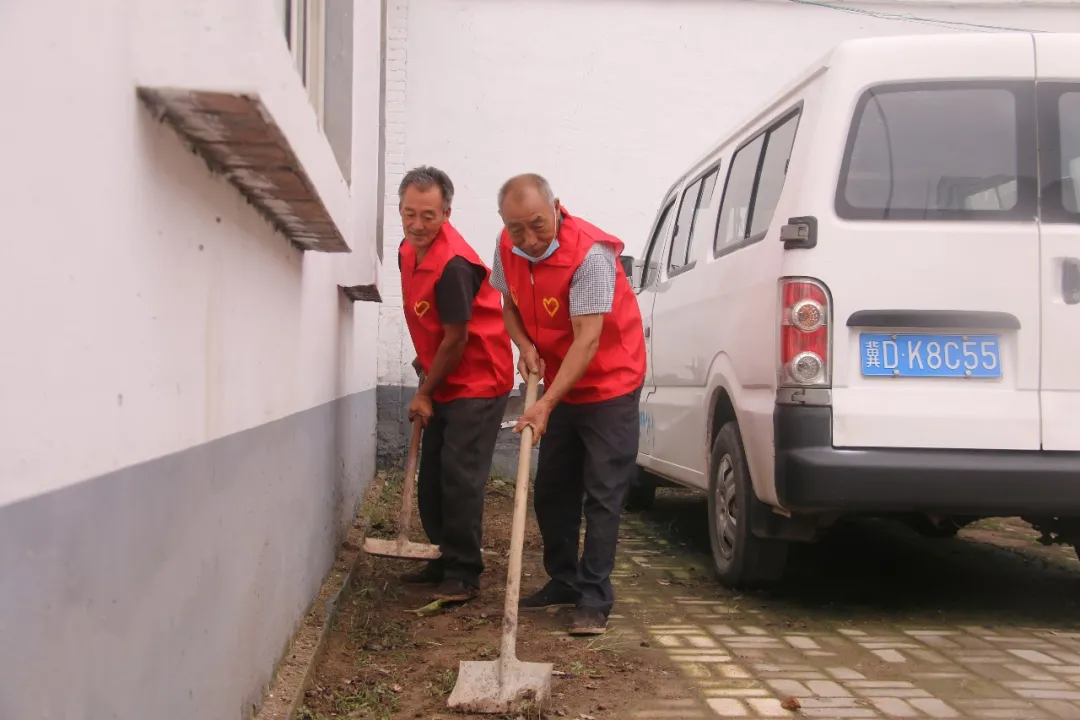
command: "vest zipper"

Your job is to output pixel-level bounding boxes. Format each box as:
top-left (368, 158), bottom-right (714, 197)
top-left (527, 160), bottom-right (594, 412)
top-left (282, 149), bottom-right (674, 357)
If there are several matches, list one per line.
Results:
top-left (529, 263), bottom-right (541, 343)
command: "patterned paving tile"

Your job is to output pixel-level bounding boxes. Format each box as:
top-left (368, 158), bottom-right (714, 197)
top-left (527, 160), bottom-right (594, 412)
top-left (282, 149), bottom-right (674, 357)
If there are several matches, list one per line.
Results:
top-left (611, 520), bottom-right (1080, 719)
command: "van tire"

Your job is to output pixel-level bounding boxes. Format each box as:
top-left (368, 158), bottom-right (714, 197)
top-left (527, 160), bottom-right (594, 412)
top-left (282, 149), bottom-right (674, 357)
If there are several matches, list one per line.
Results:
top-left (907, 515), bottom-right (965, 539)
top-left (708, 422), bottom-right (788, 587)
top-left (625, 468), bottom-right (657, 511)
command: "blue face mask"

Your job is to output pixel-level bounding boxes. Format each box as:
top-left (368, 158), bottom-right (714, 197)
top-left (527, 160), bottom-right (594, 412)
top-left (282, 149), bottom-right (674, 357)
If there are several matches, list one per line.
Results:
top-left (511, 239), bottom-right (560, 263)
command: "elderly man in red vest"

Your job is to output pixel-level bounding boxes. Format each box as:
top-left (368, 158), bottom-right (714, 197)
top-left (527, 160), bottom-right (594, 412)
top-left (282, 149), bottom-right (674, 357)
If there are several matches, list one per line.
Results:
top-left (490, 173), bottom-right (646, 636)
top-left (398, 166), bottom-right (515, 603)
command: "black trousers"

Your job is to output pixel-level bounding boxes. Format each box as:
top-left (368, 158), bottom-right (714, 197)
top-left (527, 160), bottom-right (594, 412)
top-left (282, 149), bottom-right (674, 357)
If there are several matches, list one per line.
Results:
top-left (534, 386), bottom-right (642, 614)
top-left (417, 393), bottom-right (509, 586)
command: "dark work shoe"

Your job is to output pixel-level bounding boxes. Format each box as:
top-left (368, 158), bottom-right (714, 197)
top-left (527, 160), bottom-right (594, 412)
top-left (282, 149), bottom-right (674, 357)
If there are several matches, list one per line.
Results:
top-left (433, 578), bottom-right (479, 603)
top-left (399, 561), bottom-right (443, 586)
top-left (519, 581), bottom-right (581, 611)
top-left (569, 605), bottom-right (608, 636)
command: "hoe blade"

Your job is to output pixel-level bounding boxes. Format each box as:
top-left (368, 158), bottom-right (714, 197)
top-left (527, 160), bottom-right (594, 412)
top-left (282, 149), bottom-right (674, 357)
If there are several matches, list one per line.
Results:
top-left (361, 537), bottom-right (441, 561)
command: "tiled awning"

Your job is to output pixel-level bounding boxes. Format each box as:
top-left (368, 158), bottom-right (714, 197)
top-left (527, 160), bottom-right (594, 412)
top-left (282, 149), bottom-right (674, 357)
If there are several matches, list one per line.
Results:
top-left (137, 87), bottom-right (349, 253)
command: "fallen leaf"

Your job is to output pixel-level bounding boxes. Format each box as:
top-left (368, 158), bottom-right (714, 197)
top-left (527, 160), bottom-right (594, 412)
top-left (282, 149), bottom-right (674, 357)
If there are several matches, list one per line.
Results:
top-left (390, 684), bottom-right (403, 693)
top-left (781, 696), bottom-right (801, 711)
top-left (407, 598), bottom-right (446, 616)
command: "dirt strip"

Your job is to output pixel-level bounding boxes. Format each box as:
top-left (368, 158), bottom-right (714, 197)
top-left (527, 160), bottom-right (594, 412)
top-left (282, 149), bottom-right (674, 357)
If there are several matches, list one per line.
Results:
top-left (292, 471), bottom-right (696, 720)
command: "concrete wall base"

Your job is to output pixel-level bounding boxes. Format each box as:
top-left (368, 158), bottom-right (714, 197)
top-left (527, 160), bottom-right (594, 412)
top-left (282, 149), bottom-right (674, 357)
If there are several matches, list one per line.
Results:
top-left (0, 390), bottom-right (376, 720)
top-left (376, 383), bottom-right (540, 478)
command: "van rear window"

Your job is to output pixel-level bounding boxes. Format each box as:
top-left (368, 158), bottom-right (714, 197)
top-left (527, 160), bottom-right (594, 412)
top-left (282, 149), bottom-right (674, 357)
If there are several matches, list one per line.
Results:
top-left (836, 83), bottom-right (1037, 221)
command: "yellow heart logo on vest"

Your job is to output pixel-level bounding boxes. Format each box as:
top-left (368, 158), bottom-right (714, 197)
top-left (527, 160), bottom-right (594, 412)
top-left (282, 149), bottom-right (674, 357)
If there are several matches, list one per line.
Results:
top-left (542, 297), bottom-right (559, 318)
top-left (414, 300), bottom-right (431, 318)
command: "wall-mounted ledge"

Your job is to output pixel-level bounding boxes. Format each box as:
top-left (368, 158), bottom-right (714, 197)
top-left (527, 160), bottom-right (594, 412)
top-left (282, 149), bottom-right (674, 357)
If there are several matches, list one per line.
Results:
top-left (337, 244), bottom-right (383, 303)
top-left (339, 284), bottom-right (382, 303)
top-left (137, 87), bottom-right (350, 253)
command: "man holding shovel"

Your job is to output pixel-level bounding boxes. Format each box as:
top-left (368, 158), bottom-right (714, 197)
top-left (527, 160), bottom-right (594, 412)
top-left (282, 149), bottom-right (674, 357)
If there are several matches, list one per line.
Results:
top-left (490, 173), bottom-right (646, 636)
top-left (398, 166), bottom-right (515, 603)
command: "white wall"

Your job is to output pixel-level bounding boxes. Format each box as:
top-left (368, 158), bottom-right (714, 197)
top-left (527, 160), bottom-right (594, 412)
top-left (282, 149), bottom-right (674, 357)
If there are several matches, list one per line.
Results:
top-left (0, 0), bottom-right (381, 507)
top-left (0, 1), bottom-right (385, 718)
top-left (377, 0), bottom-right (1080, 387)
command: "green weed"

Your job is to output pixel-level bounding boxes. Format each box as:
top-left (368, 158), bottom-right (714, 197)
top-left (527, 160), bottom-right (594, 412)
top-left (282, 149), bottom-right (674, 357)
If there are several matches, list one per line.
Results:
top-left (424, 668), bottom-right (457, 698)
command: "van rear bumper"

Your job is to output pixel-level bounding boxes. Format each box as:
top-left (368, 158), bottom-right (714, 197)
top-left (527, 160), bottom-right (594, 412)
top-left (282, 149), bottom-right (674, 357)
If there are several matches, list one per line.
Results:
top-left (774, 405), bottom-right (1080, 516)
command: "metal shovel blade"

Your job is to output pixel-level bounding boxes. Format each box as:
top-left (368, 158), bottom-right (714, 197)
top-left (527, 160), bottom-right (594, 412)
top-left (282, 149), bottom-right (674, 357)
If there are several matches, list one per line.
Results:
top-left (447, 657), bottom-right (553, 714)
top-left (362, 536), bottom-right (441, 560)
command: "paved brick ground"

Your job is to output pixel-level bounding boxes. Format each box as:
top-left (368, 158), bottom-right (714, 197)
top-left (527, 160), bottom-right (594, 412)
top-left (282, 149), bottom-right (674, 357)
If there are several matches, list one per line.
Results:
top-left (601, 493), bottom-right (1080, 720)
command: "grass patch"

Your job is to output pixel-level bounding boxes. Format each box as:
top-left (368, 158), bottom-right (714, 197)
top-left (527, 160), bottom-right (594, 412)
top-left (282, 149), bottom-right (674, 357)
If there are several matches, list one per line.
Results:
top-left (350, 609), bottom-right (414, 654)
top-left (424, 668), bottom-right (457, 698)
top-left (297, 681), bottom-right (402, 720)
top-left (488, 471), bottom-right (515, 497)
top-left (361, 472), bottom-right (403, 536)
top-left (461, 613), bottom-right (494, 631)
top-left (585, 628), bottom-right (630, 654)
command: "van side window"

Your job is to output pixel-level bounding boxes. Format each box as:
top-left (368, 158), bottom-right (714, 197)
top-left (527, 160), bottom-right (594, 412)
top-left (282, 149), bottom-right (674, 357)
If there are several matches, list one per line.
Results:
top-left (1059, 91), bottom-right (1080, 215)
top-left (836, 84), bottom-right (1036, 221)
top-left (640, 200), bottom-right (675, 291)
top-left (1036, 84), bottom-right (1080, 224)
top-left (750, 114), bottom-right (800, 237)
top-left (715, 135), bottom-right (764, 253)
top-left (686, 167), bottom-right (720, 261)
top-left (668, 178), bottom-right (705, 273)
top-left (714, 108), bottom-right (802, 256)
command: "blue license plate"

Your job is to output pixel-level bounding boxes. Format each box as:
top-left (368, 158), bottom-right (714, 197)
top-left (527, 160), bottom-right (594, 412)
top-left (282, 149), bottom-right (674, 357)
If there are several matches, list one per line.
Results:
top-left (859, 333), bottom-right (1001, 378)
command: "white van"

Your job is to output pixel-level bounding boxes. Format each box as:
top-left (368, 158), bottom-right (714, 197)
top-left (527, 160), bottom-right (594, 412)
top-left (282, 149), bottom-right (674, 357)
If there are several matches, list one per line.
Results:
top-left (623, 32), bottom-right (1080, 587)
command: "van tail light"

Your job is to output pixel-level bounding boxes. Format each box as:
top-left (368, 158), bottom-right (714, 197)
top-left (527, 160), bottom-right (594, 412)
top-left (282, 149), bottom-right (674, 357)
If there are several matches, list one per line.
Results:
top-left (779, 278), bottom-right (831, 387)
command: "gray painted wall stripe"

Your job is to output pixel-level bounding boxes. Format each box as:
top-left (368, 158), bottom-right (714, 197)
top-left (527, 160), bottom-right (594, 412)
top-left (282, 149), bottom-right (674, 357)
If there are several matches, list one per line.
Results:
top-left (0, 389), bottom-right (376, 720)
top-left (376, 384), bottom-right (538, 477)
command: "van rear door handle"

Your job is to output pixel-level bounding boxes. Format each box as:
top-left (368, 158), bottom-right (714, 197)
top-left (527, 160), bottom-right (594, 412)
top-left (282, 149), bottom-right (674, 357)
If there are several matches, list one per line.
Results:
top-left (644, 326), bottom-right (651, 338)
top-left (1063, 258), bottom-right (1080, 305)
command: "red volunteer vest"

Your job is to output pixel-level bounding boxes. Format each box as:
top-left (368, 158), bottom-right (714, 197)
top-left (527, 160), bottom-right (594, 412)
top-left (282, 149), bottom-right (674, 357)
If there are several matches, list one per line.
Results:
top-left (400, 223), bottom-right (514, 403)
top-left (498, 210), bottom-right (646, 405)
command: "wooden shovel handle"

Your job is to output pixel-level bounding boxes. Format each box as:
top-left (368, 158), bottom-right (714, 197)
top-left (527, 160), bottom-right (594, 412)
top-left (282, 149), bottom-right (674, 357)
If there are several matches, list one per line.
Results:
top-left (500, 372), bottom-right (540, 661)
top-left (397, 382), bottom-right (425, 541)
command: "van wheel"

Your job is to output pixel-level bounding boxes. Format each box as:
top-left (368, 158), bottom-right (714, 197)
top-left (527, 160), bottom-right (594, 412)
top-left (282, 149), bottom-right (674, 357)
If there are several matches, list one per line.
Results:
top-left (708, 422), bottom-right (788, 588)
top-left (626, 468), bottom-right (657, 511)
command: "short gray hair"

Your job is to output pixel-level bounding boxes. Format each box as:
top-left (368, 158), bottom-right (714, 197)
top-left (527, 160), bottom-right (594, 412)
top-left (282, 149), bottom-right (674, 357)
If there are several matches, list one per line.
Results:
top-left (399, 166), bottom-right (454, 212)
top-left (497, 173), bottom-right (555, 210)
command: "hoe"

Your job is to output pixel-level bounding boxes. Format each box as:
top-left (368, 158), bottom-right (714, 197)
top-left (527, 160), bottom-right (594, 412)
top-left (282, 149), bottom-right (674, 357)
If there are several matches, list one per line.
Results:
top-left (362, 415), bottom-right (441, 561)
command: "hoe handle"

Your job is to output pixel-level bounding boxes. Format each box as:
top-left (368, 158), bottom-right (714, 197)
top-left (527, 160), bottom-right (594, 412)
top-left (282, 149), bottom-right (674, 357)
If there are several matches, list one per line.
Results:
top-left (397, 417), bottom-right (423, 541)
top-left (500, 373), bottom-right (540, 662)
